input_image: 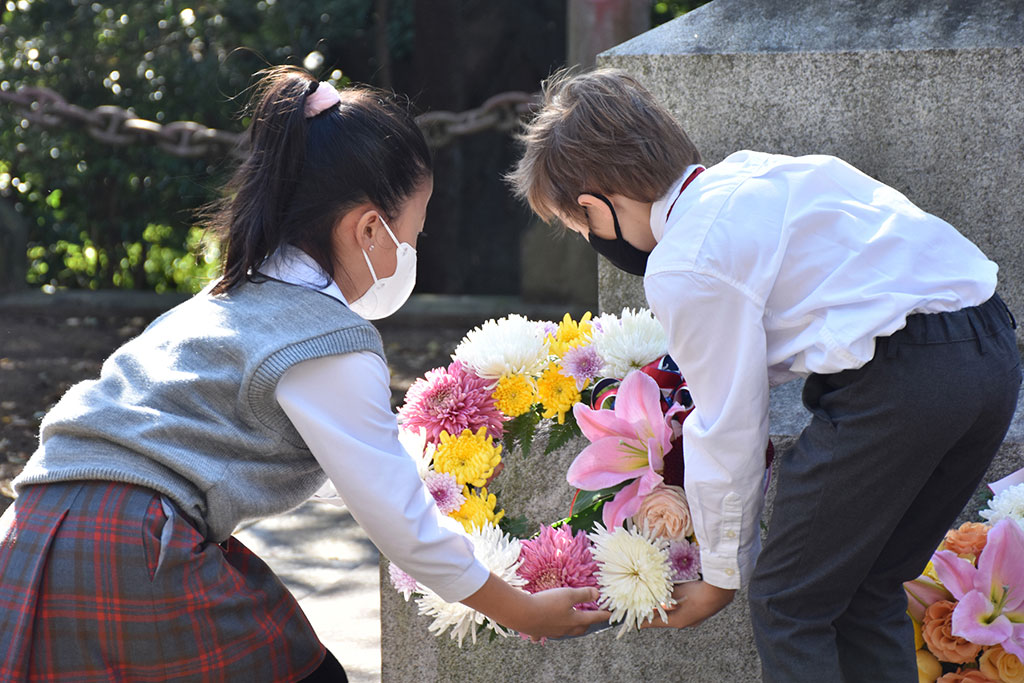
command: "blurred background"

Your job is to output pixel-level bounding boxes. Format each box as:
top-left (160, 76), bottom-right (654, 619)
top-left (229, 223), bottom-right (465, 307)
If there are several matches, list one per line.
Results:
top-left (0, 0), bottom-right (708, 304)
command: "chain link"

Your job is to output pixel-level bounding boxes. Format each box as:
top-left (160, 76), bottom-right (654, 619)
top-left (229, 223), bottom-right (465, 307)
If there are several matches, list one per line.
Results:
top-left (0, 85), bottom-right (539, 157)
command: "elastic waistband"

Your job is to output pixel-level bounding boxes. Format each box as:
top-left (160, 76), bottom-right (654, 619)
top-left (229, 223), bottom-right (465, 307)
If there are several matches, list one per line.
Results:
top-left (882, 293), bottom-right (1016, 358)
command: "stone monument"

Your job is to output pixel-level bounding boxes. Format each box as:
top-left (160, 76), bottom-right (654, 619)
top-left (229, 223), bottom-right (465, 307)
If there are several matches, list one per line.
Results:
top-left (380, 2), bottom-right (1024, 680)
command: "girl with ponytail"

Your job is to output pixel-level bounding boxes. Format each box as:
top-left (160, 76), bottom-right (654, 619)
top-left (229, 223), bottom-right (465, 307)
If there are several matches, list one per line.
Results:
top-left (0, 66), bottom-right (608, 682)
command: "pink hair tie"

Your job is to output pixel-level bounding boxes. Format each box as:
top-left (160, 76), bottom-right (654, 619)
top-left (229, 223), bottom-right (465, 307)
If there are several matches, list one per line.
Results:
top-left (304, 81), bottom-right (341, 118)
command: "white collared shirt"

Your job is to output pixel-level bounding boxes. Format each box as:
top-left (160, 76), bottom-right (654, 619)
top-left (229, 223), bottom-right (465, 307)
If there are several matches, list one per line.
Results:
top-left (262, 246), bottom-right (489, 603)
top-left (644, 151), bottom-right (997, 589)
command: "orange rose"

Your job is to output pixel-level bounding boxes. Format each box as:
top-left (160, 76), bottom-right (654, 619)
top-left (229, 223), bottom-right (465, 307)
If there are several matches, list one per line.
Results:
top-left (980, 645), bottom-right (1024, 683)
top-left (923, 600), bottom-right (983, 664)
top-left (634, 484), bottom-right (693, 542)
top-left (944, 522), bottom-right (990, 559)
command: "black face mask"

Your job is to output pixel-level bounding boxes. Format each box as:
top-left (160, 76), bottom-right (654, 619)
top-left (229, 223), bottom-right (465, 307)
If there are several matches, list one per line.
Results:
top-left (585, 194), bottom-right (651, 276)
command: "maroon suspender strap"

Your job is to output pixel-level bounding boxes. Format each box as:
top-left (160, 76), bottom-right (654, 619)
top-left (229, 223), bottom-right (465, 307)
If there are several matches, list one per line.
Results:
top-left (666, 166), bottom-right (705, 220)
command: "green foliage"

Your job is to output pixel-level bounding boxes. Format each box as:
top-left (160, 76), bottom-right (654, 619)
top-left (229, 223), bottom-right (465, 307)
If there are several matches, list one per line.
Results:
top-left (0, 0), bottom-right (412, 291)
top-left (651, 0), bottom-right (712, 26)
top-left (552, 483), bottom-right (626, 535)
top-left (543, 412), bottom-right (582, 455)
top-left (498, 514), bottom-right (534, 540)
top-left (501, 409), bottom-right (541, 458)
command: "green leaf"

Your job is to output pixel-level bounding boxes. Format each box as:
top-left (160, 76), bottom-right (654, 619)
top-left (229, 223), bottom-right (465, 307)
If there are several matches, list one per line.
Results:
top-left (502, 409), bottom-right (540, 457)
top-left (573, 483), bottom-right (625, 512)
top-left (44, 188), bottom-right (62, 209)
top-left (498, 514), bottom-right (534, 540)
top-left (551, 483), bottom-right (627, 534)
top-left (543, 413), bottom-right (582, 455)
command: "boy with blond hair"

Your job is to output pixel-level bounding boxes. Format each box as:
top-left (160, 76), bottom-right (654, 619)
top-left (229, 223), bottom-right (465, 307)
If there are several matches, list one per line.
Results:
top-left (509, 68), bottom-right (1021, 682)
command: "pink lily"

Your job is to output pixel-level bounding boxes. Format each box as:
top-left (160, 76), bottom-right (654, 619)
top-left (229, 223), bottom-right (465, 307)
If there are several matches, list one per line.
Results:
top-left (931, 518), bottom-right (1024, 659)
top-left (567, 370), bottom-right (684, 529)
top-left (903, 574), bottom-right (953, 623)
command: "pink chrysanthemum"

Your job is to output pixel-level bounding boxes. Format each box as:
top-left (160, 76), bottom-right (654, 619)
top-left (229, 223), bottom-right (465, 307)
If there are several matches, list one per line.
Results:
top-left (561, 345), bottom-right (604, 390)
top-left (517, 525), bottom-right (599, 609)
top-left (668, 539), bottom-right (701, 582)
top-left (424, 471), bottom-right (466, 514)
top-left (389, 561), bottom-right (420, 600)
top-left (398, 360), bottom-right (505, 443)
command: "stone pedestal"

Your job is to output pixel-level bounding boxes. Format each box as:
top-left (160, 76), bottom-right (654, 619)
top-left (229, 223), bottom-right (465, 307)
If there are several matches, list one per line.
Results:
top-left (380, 425), bottom-right (780, 682)
top-left (598, 0), bottom-right (1024, 348)
top-left (380, 1), bottom-right (1024, 679)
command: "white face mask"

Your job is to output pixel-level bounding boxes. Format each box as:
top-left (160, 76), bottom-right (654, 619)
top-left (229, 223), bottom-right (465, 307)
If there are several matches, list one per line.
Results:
top-left (348, 216), bottom-right (417, 320)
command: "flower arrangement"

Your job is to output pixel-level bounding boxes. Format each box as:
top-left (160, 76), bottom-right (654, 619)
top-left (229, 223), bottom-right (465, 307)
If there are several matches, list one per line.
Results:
top-left (387, 309), bottom-right (720, 644)
top-left (904, 478), bottom-right (1024, 682)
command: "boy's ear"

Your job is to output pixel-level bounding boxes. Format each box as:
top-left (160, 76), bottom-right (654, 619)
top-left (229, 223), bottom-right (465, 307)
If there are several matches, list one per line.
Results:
top-left (577, 193), bottom-right (614, 236)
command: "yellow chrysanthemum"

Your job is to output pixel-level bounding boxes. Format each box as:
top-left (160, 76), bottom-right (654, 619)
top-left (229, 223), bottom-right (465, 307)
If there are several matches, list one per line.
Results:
top-left (537, 363), bottom-right (581, 425)
top-left (912, 615), bottom-right (924, 650)
top-left (448, 486), bottom-right (505, 532)
top-left (433, 427), bottom-right (503, 488)
top-left (923, 560), bottom-right (939, 583)
top-left (492, 374), bottom-right (537, 417)
top-left (547, 312), bottom-right (594, 357)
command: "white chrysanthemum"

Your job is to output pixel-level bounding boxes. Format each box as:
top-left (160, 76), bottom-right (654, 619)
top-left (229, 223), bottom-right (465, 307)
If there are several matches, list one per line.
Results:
top-left (591, 308), bottom-right (668, 379)
top-left (980, 483), bottom-right (1024, 531)
top-left (398, 426), bottom-right (436, 480)
top-left (415, 524), bottom-right (526, 646)
top-left (452, 314), bottom-right (550, 380)
top-left (588, 522), bottom-right (676, 638)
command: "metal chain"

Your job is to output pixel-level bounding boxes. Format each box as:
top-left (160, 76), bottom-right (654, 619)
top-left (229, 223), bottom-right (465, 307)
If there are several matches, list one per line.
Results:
top-left (0, 85), bottom-right (539, 157)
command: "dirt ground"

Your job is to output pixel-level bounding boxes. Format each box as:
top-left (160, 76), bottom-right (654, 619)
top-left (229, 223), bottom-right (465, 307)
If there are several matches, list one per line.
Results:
top-left (0, 302), bottom-right (469, 511)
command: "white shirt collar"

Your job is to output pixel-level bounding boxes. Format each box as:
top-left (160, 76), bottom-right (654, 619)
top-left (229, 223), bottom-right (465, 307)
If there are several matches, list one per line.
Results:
top-left (650, 163), bottom-right (704, 243)
top-left (258, 245), bottom-right (349, 306)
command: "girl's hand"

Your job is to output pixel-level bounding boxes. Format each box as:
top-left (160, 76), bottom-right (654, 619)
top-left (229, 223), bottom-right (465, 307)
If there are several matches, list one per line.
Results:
top-left (517, 586), bottom-right (611, 640)
top-left (461, 574), bottom-right (611, 640)
top-left (641, 580), bottom-right (736, 630)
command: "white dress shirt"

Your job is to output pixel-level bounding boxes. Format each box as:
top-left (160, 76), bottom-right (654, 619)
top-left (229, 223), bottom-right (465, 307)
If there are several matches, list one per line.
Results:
top-left (262, 246), bottom-right (489, 603)
top-left (644, 151), bottom-right (997, 589)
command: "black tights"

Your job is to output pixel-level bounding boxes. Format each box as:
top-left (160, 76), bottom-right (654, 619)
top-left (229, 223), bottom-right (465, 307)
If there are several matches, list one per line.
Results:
top-left (300, 650), bottom-right (348, 682)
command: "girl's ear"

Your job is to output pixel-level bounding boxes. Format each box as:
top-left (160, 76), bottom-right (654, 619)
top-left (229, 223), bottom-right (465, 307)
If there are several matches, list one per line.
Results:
top-left (334, 204), bottom-right (380, 252)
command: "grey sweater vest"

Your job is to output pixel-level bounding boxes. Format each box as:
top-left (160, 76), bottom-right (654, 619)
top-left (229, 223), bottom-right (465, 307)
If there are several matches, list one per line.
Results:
top-left (14, 278), bottom-right (385, 542)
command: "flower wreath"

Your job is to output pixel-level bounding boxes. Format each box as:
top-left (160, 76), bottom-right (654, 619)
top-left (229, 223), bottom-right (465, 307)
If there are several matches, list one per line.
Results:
top-left (385, 309), bottom-right (772, 645)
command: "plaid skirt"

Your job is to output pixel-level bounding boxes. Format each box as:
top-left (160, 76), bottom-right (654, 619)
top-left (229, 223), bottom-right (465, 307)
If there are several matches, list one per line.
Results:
top-left (0, 481), bottom-right (326, 682)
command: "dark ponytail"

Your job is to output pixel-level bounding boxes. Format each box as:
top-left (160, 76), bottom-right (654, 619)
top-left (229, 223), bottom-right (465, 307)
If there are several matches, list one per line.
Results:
top-left (205, 65), bottom-right (432, 294)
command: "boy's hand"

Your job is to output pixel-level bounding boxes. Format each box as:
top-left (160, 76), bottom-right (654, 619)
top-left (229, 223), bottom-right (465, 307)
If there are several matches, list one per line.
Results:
top-left (641, 581), bottom-right (736, 630)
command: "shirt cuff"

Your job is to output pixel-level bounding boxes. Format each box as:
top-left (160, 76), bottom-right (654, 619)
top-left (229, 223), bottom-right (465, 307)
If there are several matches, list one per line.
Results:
top-left (699, 550), bottom-right (742, 590)
top-left (699, 539), bottom-right (759, 590)
top-left (696, 491), bottom-right (761, 590)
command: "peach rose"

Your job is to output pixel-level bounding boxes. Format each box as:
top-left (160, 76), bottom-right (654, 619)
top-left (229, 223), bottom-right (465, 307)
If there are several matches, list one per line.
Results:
top-left (944, 522), bottom-right (990, 559)
top-left (634, 484), bottom-right (693, 542)
top-left (980, 645), bottom-right (1024, 683)
top-left (923, 600), bottom-right (983, 664)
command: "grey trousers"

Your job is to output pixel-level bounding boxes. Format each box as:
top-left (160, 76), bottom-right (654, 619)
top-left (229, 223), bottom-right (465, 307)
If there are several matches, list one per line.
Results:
top-left (749, 294), bottom-right (1021, 683)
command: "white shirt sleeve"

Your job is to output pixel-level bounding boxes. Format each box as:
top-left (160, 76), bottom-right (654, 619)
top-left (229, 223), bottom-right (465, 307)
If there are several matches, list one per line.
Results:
top-left (275, 351), bottom-right (490, 603)
top-left (645, 270), bottom-right (770, 590)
